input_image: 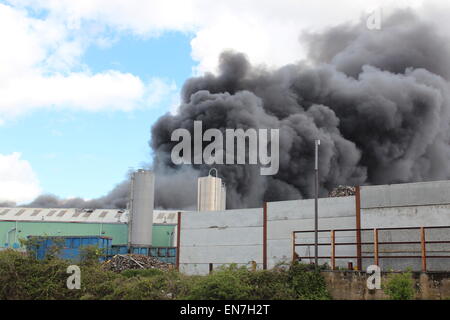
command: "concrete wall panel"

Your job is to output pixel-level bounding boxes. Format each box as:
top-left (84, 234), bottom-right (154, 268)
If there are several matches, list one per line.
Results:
top-left (267, 197), bottom-right (355, 220)
top-left (180, 208), bottom-right (263, 274)
top-left (266, 197), bottom-right (356, 269)
top-left (362, 204), bottom-right (450, 228)
top-left (361, 180), bottom-right (450, 209)
top-left (180, 245), bottom-right (262, 267)
top-left (181, 208), bottom-right (263, 229)
top-left (181, 226), bottom-right (262, 247)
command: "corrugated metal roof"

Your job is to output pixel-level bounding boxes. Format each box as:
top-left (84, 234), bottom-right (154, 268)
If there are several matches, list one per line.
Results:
top-left (0, 208), bottom-right (181, 224)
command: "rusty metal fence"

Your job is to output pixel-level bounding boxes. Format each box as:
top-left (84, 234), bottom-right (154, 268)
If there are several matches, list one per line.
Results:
top-left (292, 226), bottom-right (450, 272)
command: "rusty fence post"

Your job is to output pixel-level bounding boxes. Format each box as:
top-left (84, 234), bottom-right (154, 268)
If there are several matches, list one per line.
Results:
top-left (374, 228), bottom-right (379, 266)
top-left (331, 230), bottom-right (336, 270)
top-left (421, 227), bottom-right (427, 272)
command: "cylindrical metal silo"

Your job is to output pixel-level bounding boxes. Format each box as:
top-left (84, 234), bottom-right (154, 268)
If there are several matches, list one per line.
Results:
top-left (129, 169), bottom-right (155, 248)
top-left (197, 169), bottom-right (226, 211)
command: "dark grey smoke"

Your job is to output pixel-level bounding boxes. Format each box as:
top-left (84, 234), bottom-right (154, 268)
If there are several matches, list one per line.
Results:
top-left (153, 166), bottom-right (200, 210)
top-left (22, 180), bottom-right (131, 209)
top-left (16, 168), bottom-right (199, 210)
top-left (151, 9), bottom-right (450, 209)
top-left (0, 201), bottom-right (16, 208)
top-left (19, 8), bottom-right (450, 210)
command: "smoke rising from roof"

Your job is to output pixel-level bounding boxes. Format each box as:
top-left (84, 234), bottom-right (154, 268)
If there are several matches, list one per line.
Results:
top-left (20, 180), bottom-right (131, 209)
top-left (12, 8), bottom-right (450, 210)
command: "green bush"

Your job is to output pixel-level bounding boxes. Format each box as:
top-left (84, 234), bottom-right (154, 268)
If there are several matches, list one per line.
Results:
top-left (383, 272), bottom-right (415, 300)
top-left (106, 270), bottom-right (192, 300)
top-left (287, 263), bottom-right (331, 300)
top-left (182, 263), bottom-right (330, 300)
top-left (244, 269), bottom-right (296, 300)
top-left (79, 245), bottom-right (105, 265)
top-left (0, 249), bottom-right (78, 300)
top-left (121, 268), bottom-right (164, 278)
top-left (78, 264), bottom-right (122, 300)
top-left (0, 250), bottom-right (331, 300)
top-left (184, 265), bottom-right (254, 300)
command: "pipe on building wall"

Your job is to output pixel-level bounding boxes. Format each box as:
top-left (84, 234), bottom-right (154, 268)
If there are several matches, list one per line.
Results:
top-left (176, 212), bottom-right (181, 270)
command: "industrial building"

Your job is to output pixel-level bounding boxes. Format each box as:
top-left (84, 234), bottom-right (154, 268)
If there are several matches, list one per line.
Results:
top-left (0, 168), bottom-right (225, 259)
top-left (2, 168), bottom-right (450, 274)
top-left (0, 207), bottom-right (177, 249)
top-left (0, 170), bottom-right (178, 255)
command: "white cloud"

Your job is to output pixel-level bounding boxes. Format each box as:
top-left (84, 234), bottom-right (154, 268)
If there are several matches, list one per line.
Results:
top-left (0, 152), bottom-right (41, 204)
top-left (7, 0), bottom-right (431, 74)
top-left (0, 3), bottom-right (176, 123)
top-left (1, 0), bottom-right (445, 122)
top-left (145, 78), bottom-right (178, 107)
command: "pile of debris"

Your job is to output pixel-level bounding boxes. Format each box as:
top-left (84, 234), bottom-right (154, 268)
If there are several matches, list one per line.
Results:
top-left (328, 185), bottom-right (356, 197)
top-left (102, 254), bottom-right (171, 272)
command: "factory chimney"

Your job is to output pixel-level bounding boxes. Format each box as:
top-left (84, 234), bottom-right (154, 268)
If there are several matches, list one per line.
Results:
top-left (128, 169), bottom-right (155, 249)
top-left (197, 169), bottom-right (226, 211)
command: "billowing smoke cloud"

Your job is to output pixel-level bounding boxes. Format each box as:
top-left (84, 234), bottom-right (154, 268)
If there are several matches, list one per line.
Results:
top-left (0, 201), bottom-right (16, 208)
top-left (14, 9), bottom-right (450, 210)
top-left (151, 9), bottom-right (450, 209)
top-left (22, 180), bottom-right (131, 209)
top-left (1, 167), bottom-right (199, 209)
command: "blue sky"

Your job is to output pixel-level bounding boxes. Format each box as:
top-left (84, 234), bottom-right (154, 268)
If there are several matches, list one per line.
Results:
top-left (1, 28), bottom-right (195, 200)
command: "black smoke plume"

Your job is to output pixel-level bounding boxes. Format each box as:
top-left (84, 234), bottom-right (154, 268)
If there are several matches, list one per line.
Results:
top-left (15, 9), bottom-right (450, 210)
top-left (151, 9), bottom-right (450, 209)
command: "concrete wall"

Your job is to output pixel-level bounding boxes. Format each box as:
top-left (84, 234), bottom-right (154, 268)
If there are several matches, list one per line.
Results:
top-left (360, 180), bottom-right (450, 209)
top-left (267, 197), bottom-right (356, 269)
top-left (179, 181), bottom-right (450, 275)
top-left (179, 208), bottom-right (263, 275)
top-left (179, 197), bottom-right (356, 275)
top-left (360, 181), bottom-right (450, 271)
top-left (361, 181), bottom-right (450, 228)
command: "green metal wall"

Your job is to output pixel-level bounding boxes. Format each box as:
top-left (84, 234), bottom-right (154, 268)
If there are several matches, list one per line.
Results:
top-left (0, 221), bottom-right (176, 249)
top-left (152, 224), bottom-right (176, 247)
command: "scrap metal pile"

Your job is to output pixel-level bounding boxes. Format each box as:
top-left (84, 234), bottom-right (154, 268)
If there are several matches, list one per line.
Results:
top-left (102, 254), bottom-right (171, 272)
top-left (328, 185), bottom-right (356, 197)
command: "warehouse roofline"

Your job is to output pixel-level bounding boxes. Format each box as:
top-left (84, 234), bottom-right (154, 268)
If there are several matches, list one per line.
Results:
top-left (0, 208), bottom-right (181, 224)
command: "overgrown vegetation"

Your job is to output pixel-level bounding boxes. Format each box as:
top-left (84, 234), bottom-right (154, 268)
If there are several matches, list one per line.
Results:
top-left (382, 271), bottom-right (415, 300)
top-left (0, 249), bottom-right (331, 300)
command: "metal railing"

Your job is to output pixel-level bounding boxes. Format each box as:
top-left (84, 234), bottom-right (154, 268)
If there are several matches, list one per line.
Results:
top-left (292, 226), bottom-right (450, 271)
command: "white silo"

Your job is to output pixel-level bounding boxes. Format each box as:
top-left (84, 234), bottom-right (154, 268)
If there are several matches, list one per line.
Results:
top-left (197, 169), bottom-right (226, 211)
top-left (129, 169), bottom-right (155, 248)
